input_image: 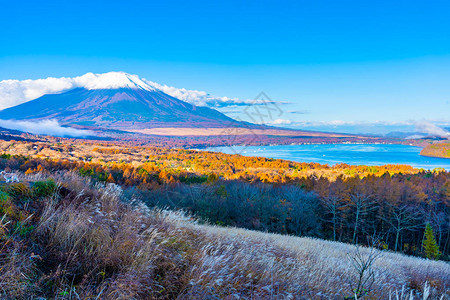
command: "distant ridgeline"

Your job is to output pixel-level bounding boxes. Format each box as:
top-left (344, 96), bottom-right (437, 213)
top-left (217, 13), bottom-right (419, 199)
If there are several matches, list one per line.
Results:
top-left (421, 142), bottom-right (450, 159)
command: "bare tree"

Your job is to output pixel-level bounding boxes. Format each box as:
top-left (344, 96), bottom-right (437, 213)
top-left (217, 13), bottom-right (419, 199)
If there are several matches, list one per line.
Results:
top-left (320, 194), bottom-right (347, 241)
top-left (383, 204), bottom-right (421, 252)
top-left (347, 238), bottom-right (383, 299)
top-left (431, 210), bottom-right (448, 249)
top-left (350, 192), bottom-right (376, 244)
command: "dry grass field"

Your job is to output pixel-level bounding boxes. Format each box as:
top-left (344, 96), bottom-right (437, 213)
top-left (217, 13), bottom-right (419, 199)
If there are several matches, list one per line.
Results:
top-left (1, 171), bottom-right (448, 299)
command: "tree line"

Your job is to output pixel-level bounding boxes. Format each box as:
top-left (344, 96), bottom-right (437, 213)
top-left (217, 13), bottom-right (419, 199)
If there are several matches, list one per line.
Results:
top-left (0, 148), bottom-right (448, 260)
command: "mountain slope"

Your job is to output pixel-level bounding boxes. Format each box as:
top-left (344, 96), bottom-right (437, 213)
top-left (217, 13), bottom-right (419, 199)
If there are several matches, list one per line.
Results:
top-left (0, 88), bottom-right (234, 129)
top-left (0, 72), bottom-right (376, 142)
top-left (0, 72), bottom-right (236, 129)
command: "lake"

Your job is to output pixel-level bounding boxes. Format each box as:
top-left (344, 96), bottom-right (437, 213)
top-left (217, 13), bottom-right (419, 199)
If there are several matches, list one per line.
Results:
top-left (206, 144), bottom-right (450, 170)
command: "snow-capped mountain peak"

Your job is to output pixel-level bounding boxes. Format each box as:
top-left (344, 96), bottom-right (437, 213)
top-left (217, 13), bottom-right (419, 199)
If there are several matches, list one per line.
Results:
top-left (0, 71), bottom-right (241, 111)
top-left (74, 72), bottom-right (156, 91)
top-left (0, 72), bottom-right (235, 130)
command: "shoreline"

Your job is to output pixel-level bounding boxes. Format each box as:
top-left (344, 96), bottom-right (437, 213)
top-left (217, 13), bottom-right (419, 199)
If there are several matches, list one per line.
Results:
top-left (196, 143), bottom-right (449, 171)
top-left (419, 142), bottom-right (450, 159)
top-left (191, 140), bottom-right (411, 151)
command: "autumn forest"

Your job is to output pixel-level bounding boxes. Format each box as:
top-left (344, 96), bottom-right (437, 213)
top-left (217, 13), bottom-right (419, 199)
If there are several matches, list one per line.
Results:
top-left (1, 139), bottom-right (448, 260)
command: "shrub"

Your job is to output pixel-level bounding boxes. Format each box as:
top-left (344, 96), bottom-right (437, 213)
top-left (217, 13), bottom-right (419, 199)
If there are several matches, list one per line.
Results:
top-left (0, 190), bottom-right (8, 203)
top-left (13, 221), bottom-right (34, 237)
top-left (32, 180), bottom-right (57, 198)
top-left (0, 190), bottom-right (15, 218)
top-left (0, 153), bottom-right (12, 159)
top-left (2, 183), bottom-right (32, 201)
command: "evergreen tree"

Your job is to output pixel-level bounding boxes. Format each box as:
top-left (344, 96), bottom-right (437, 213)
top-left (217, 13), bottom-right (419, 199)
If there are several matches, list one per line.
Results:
top-left (422, 223), bottom-right (441, 260)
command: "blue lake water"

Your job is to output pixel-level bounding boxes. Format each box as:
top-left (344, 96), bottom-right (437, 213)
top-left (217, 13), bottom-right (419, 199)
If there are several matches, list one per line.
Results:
top-left (207, 144), bottom-right (450, 170)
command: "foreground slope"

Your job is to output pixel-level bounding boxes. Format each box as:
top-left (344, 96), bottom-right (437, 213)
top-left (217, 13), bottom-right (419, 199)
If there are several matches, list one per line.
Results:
top-left (0, 172), bottom-right (448, 299)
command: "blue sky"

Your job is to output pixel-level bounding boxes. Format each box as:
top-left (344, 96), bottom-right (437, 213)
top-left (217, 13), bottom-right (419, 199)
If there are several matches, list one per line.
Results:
top-left (0, 0), bottom-right (449, 133)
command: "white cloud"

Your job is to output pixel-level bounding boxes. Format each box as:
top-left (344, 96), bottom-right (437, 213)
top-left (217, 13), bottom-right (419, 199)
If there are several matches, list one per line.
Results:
top-left (0, 72), bottom-right (279, 111)
top-left (0, 78), bottom-right (74, 110)
top-left (142, 78), bottom-right (277, 108)
top-left (0, 72), bottom-right (161, 110)
top-left (143, 80), bottom-right (211, 105)
top-left (0, 119), bottom-right (94, 137)
top-left (405, 134), bottom-right (426, 140)
top-left (293, 120), bottom-right (358, 127)
top-left (267, 118), bottom-right (292, 125)
top-left (414, 120), bottom-right (450, 138)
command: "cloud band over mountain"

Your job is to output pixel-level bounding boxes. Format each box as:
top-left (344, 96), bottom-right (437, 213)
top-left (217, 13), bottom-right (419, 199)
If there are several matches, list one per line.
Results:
top-left (0, 72), bottom-right (274, 110)
top-left (0, 119), bottom-right (94, 137)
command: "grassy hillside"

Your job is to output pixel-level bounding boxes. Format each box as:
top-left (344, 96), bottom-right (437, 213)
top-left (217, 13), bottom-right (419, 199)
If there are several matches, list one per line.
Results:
top-left (0, 172), bottom-right (448, 299)
top-left (1, 140), bottom-right (449, 259)
top-left (421, 142), bottom-right (450, 159)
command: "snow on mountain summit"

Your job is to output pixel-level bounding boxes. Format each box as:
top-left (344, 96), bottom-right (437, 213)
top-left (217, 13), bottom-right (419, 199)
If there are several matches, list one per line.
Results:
top-left (0, 72), bottom-right (244, 111)
top-left (0, 73), bottom-right (236, 129)
top-left (0, 72), bottom-right (158, 110)
top-left (76, 72), bottom-right (156, 91)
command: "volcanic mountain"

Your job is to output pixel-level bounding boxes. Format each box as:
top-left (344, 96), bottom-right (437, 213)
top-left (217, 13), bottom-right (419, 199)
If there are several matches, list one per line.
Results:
top-left (0, 72), bottom-right (236, 130)
top-left (0, 72), bottom-right (371, 143)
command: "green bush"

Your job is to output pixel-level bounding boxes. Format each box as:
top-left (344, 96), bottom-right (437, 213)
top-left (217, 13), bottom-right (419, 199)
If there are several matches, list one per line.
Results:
top-left (13, 221), bottom-right (34, 237)
top-left (0, 190), bottom-right (8, 202)
top-left (32, 180), bottom-right (57, 198)
top-left (0, 190), bottom-right (10, 215)
top-left (3, 183), bottom-right (32, 201)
